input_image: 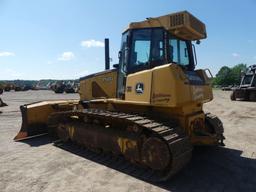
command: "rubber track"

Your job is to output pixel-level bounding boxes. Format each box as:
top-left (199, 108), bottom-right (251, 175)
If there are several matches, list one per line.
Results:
top-left (48, 109), bottom-right (193, 182)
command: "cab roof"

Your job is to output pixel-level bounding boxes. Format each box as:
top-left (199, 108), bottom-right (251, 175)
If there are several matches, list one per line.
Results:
top-left (126, 11), bottom-right (207, 41)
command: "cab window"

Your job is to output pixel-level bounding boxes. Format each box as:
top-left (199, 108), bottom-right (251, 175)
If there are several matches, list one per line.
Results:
top-left (129, 28), bottom-right (164, 72)
top-left (130, 29), bottom-right (151, 69)
top-left (169, 37), bottom-right (190, 66)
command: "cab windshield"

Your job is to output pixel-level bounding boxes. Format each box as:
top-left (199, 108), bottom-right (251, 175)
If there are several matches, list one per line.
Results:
top-left (120, 28), bottom-right (194, 74)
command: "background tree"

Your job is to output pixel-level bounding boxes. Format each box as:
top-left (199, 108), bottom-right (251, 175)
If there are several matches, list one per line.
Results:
top-left (213, 63), bottom-right (247, 86)
top-left (230, 64), bottom-right (247, 85)
top-left (214, 66), bottom-right (232, 86)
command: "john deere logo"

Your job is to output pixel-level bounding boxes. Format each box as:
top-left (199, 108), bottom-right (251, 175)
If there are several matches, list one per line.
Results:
top-left (135, 83), bottom-right (144, 94)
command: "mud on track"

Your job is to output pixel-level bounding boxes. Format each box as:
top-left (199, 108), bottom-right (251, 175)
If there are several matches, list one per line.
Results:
top-left (0, 90), bottom-right (255, 192)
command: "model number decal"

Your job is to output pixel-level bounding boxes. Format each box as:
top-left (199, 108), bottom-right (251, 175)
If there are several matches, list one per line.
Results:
top-left (102, 77), bottom-right (113, 82)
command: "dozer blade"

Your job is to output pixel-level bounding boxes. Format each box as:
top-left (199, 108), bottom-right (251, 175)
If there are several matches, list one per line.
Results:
top-left (14, 100), bottom-right (79, 141)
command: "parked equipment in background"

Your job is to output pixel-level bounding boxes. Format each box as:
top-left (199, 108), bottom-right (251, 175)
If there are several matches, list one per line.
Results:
top-left (53, 81), bottom-right (66, 94)
top-left (4, 84), bottom-right (13, 92)
top-left (231, 65), bottom-right (256, 101)
top-left (221, 85), bottom-right (234, 91)
top-left (21, 85), bottom-right (33, 91)
top-left (14, 85), bottom-right (22, 92)
top-left (65, 81), bottom-right (79, 93)
top-left (51, 81), bottom-right (79, 94)
top-left (14, 11), bottom-right (224, 181)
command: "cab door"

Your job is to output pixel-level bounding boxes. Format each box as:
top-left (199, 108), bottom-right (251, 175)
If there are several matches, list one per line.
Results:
top-left (117, 32), bottom-right (129, 99)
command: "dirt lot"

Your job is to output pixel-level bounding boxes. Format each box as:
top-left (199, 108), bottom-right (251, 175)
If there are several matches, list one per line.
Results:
top-left (0, 90), bottom-right (255, 192)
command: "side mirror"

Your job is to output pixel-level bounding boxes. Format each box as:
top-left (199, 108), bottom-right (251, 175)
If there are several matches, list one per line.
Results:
top-left (113, 64), bottom-right (119, 69)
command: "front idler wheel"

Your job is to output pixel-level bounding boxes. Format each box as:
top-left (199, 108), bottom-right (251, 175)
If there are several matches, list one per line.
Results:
top-left (141, 137), bottom-right (171, 171)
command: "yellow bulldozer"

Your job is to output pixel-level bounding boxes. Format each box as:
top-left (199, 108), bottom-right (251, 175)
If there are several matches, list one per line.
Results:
top-left (14, 11), bottom-right (224, 181)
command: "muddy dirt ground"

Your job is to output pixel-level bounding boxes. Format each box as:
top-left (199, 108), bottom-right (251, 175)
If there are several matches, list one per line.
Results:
top-left (0, 90), bottom-right (255, 192)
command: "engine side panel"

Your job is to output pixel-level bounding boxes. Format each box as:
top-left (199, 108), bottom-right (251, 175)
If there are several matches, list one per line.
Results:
top-left (125, 70), bottom-right (152, 103)
top-left (124, 64), bottom-right (213, 108)
top-left (79, 69), bottom-right (118, 100)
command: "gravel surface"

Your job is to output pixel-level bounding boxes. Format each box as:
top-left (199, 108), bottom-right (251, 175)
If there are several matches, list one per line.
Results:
top-left (0, 90), bottom-right (255, 192)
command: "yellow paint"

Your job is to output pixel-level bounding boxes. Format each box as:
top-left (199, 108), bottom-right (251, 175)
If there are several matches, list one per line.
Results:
top-left (25, 100), bottom-right (78, 125)
top-left (80, 70), bottom-right (117, 101)
top-left (122, 64), bottom-right (212, 109)
top-left (117, 137), bottom-right (137, 154)
top-left (126, 11), bottom-right (206, 41)
top-left (125, 70), bottom-right (152, 102)
top-left (68, 126), bottom-right (75, 139)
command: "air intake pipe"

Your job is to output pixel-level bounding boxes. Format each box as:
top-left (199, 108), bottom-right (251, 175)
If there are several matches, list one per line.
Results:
top-left (105, 38), bottom-right (110, 70)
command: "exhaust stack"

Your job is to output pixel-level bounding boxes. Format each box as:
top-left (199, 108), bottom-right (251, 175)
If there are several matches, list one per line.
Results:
top-left (105, 38), bottom-right (110, 70)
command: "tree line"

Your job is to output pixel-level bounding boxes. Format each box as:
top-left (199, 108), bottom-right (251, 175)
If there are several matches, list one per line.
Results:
top-left (212, 63), bottom-right (247, 86)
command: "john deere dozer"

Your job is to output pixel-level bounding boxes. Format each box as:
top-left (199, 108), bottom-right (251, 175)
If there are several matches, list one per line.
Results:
top-left (14, 11), bottom-right (224, 181)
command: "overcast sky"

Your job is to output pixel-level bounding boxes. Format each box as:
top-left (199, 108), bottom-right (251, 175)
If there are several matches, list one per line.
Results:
top-left (0, 0), bottom-right (256, 80)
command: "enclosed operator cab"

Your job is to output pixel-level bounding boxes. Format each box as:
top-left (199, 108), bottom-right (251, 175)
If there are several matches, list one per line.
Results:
top-left (240, 65), bottom-right (256, 88)
top-left (79, 11), bottom-right (212, 107)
